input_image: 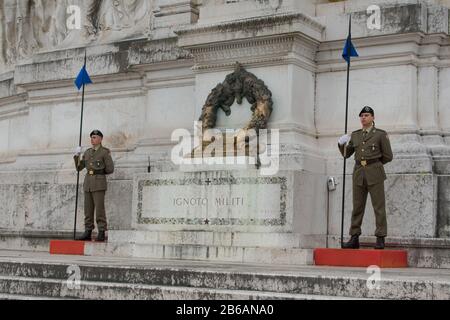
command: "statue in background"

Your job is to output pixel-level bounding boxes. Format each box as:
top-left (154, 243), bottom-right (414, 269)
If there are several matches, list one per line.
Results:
top-left (99, 0), bottom-right (150, 31)
top-left (0, 0), bottom-right (154, 66)
top-left (31, 0), bottom-right (64, 48)
top-left (3, 0), bottom-right (37, 64)
top-left (1, 0), bottom-right (67, 65)
top-left (49, 0), bottom-right (69, 46)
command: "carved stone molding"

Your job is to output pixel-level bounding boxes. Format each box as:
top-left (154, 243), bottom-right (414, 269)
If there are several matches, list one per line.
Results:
top-left (128, 38), bottom-right (193, 66)
top-left (0, 94), bottom-right (28, 121)
top-left (177, 12), bottom-right (324, 44)
top-left (317, 33), bottom-right (450, 72)
top-left (199, 62), bottom-right (273, 132)
top-left (192, 63), bottom-right (273, 157)
top-left (188, 35), bottom-right (318, 71)
top-left (176, 12), bottom-right (323, 71)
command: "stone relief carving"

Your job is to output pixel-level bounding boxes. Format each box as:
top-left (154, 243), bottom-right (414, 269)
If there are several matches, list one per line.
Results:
top-left (2, 0), bottom-right (38, 64)
top-left (32, 0), bottom-right (70, 49)
top-left (0, 0), bottom-right (154, 67)
top-left (199, 63), bottom-right (273, 132)
top-left (221, 0), bottom-right (282, 10)
top-left (98, 0), bottom-right (150, 31)
top-left (94, 0), bottom-right (152, 42)
top-left (194, 63), bottom-right (273, 157)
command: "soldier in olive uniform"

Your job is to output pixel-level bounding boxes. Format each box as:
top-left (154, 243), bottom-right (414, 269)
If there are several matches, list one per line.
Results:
top-left (338, 107), bottom-right (393, 249)
top-left (74, 130), bottom-right (114, 241)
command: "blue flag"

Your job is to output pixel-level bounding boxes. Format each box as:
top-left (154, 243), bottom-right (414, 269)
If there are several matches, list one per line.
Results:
top-left (74, 65), bottom-right (92, 90)
top-left (342, 35), bottom-right (359, 63)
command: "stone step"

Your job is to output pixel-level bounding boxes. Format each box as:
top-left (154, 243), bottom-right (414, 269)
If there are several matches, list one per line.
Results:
top-left (84, 242), bottom-right (314, 266)
top-left (0, 259), bottom-right (449, 300)
top-left (0, 230), bottom-right (73, 252)
top-left (2, 230), bottom-right (450, 269)
top-left (0, 293), bottom-right (73, 300)
top-left (0, 276), bottom-right (358, 300)
top-left (108, 230), bottom-right (316, 249)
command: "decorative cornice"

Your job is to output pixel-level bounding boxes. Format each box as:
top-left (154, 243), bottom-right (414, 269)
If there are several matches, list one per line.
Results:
top-left (0, 93), bottom-right (28, 120)
top-left (192, 36), bottom-right (293, 67)
top-left (180, 34), bottom-right (319, 72)
top-left (317, 32), bottom-right (450, 72)
top-left (175, 11), bottom-right (323, 73)
top-left (24, 73), bottom-right (145, 106)
top-left (9, 38), bottom-right (191, 87)
top-left (128, 38), bottom-right (193, 66)
top-left (0, 71), bottom-right (14, 82)
top-left (156, 0), bottom-right (199, 17)
top-left (176, 11), bottom-right (325, 37)
top-left (0, 38), bottom-right (193, 103)
top-left (144, 75), bottom-right (195, 90)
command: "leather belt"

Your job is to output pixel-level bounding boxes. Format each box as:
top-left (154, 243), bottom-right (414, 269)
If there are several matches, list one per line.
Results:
top-left (356, 159), bottom-right (380, 167)
top-left (88, 170), bottom-right (105, 176)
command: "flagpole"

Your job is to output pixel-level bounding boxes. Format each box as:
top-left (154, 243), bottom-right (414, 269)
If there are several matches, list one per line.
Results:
top-left (73, 50), bottom-right (87, 240)
top-left (341, 14), bottom-right (352, 248)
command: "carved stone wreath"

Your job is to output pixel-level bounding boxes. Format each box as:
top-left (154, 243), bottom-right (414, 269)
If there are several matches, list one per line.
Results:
top-left (194, 63), bottom-right (274, 157)
top-left (199, 63), bottom-right (273, 134)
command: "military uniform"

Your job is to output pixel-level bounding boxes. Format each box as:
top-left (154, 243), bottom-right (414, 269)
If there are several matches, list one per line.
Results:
top-left (339, 123), bottom-right (393, 238)
top-left (74, 144), bottom-right (114, 233)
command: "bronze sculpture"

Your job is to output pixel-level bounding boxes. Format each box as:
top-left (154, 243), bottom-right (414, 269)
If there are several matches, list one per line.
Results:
top-left (195, 63), bottom-right (273, 157)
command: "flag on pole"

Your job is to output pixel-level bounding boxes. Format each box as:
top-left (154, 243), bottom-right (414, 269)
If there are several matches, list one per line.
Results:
top-left (342, 35), bottom-right (359, 63)
top-left (74, 65), bottom-right (92, 90)
top-left (339, 14), bottom-right (358, 248)
top-left (73, 51), bottom-right (91, 240)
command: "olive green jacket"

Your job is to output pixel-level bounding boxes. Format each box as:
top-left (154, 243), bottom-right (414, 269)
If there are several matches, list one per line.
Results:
top-left (339, 127), bottom-right (393, 186)
top-left (74, 145), bottom-right (114, 192)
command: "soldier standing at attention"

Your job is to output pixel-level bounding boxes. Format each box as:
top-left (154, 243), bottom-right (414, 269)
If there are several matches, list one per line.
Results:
top-left (338, 107), bottom-right (393, 250)
top-left (74, 130), bottom-right (114, 241)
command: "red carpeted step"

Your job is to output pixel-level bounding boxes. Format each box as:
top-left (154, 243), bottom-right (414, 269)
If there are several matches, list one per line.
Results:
top-left (314, 248), bottom-right (408, 268)
top-left (49, 240), bottom-right (85, 256)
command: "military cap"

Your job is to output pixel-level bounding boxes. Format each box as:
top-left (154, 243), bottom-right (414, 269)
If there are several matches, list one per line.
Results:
top-left (90, 130), bottom-right (103, 138)
top-left (359, 106), bottom-right (374, 117)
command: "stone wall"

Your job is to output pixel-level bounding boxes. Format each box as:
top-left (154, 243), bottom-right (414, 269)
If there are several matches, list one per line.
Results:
top-left (0, 0), bottom-right (449, 242)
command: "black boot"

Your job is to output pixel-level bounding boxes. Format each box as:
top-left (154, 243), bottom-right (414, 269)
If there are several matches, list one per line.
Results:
top-left (76, 230), bottom-right (92, 241)
top-left (96, 231), bottom-right (106, 242)
top-left (375, 237), bottom-right (385, 250)
top-left (342, 235), bottom-right (360, 249)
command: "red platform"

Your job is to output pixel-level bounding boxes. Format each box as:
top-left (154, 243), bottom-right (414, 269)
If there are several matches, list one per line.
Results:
top-left (49, 240), bottom-right (86, 256)
top-left (314, 248), bottom-right (408, 268)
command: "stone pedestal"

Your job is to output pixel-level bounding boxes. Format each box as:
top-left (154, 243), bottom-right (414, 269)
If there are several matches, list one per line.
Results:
top-left (86, 169), bottom-right (327, 265)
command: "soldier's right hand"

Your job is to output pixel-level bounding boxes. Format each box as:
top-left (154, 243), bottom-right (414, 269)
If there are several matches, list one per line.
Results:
top-left (338, 134), bottom-right (351, 146)
top-left (74, 146), bottom-right (82, 156)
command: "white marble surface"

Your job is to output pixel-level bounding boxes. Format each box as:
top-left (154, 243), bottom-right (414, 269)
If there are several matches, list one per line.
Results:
top-left (327, 173), bottom-right (437, 238)
top-left (131, 170), bottom-right (327, 236)
top-left (0, 0), bottom-right (449, 246)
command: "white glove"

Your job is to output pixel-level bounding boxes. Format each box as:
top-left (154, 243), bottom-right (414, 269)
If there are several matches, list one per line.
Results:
top-left (74, 146), bottom-right (82, 156)
top-left (338, 135), bottom-right (351, 146)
